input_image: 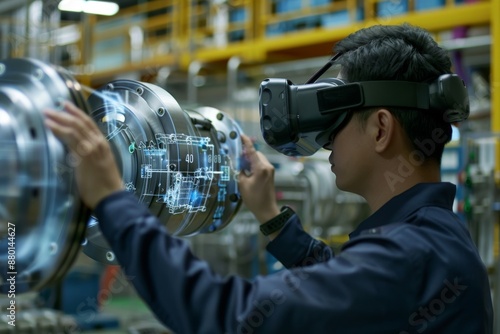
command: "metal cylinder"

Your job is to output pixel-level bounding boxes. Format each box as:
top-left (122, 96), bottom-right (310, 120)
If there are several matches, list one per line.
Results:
top-left (82, 80), bottom-right (244, 264)
top-left (0, 58), bottom-right (89, 293)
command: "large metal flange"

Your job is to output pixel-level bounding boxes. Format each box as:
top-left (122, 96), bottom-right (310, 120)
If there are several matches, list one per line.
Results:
top-left (0, 58), bottom-right (90, 293)
top-left (82, 80), bottom-right (244, 264)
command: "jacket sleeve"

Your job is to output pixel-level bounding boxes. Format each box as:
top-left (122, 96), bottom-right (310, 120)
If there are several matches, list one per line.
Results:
top-left (265, 214), bottom-right (334, 268)
top-left (94, 191), bottom-right (418, 334)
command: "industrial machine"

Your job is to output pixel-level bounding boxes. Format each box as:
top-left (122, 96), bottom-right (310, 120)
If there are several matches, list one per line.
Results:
top-left (0, 58), bottom-right (245, 294)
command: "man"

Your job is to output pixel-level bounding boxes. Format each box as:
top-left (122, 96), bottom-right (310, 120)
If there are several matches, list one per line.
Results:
top-left (44, 24), bottom-right (493, 333)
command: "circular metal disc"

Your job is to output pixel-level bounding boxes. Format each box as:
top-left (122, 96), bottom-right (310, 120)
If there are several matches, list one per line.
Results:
top-left (82, 80), bottom-right (244, 263)
top-left (0, 58), bottom-right (89, 293)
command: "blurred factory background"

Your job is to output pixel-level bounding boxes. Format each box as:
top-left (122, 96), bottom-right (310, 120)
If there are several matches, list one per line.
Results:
top-left (0, 0), bottom-right (498, 333)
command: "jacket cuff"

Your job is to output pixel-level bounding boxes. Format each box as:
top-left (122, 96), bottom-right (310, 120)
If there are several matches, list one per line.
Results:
top-left (265, 215), bottom-right (313, 268)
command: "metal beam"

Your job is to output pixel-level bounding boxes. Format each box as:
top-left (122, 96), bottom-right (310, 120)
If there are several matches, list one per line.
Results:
top-left (190, 2), bottom-right (491, 66)
top-left (0, 0), bottom-right (28, 14)
top-left (492, 0), bottom-right (500, 132)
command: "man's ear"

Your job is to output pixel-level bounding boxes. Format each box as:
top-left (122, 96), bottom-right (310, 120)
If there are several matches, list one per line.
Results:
top-left (368, 109), bottom-right (395, 153)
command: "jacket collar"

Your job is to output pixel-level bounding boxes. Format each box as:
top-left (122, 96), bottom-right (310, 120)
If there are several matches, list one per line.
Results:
top-left (349, 182), bottom-right (456, 239)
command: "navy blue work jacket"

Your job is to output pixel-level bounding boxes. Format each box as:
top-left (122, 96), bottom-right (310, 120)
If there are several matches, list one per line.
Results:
top-left (95, 182), bottom-right (493, 333)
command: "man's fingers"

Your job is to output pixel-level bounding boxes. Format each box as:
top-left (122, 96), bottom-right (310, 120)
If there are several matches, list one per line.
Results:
top-left (241, 134), bottom-right (254, 152)
top-left (44, 117), bottom-right (67, 138)
top-left (44, 116), bottom-right (82, 151)
top-left (241, 134), bottom-right (262, 165)
top-left (43, 105), bottom-right (95, 153)
top-left (45, 101), bottom-right (100, 136)
top-left (43, 107), bottom-right (82, 130)
top-left (63, 101), bottom-right (100, 133)
top-left (62, 101), bottom-right (84, 116)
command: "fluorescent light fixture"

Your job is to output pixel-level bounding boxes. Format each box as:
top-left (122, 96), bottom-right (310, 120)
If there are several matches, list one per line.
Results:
top-left (58, 0), bottom-right (119, 16)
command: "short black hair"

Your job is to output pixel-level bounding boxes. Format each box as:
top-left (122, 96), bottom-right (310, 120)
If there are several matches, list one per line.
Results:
top-left (334, 24), bottom-right (453, 164)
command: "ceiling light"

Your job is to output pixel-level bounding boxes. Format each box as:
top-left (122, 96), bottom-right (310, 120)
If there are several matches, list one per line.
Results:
top-left (58, 0), bottom-right (120, 16)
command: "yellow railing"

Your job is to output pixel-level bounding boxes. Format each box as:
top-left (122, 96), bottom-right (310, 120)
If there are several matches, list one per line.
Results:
top-left (1, 0), bottom-right (491, 82)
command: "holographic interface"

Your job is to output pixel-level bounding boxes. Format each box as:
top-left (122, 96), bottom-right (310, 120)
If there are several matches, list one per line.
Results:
top-left (0, 58), bottom-right (245, 292)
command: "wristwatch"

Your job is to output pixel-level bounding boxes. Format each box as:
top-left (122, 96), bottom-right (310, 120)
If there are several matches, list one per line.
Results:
top-left (259, 206), bottom-right (295, 236)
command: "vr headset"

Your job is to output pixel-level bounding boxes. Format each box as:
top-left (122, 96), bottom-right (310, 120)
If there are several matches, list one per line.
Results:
top-left (259, 54), bottom-right (470, 156)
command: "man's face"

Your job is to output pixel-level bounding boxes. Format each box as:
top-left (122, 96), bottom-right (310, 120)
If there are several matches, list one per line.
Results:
top-left (326, 114), bottom-right (372, 194)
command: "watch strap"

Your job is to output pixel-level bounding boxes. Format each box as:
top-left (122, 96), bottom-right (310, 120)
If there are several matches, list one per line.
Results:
top-left (259, 206), bottom-right (294, 236)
